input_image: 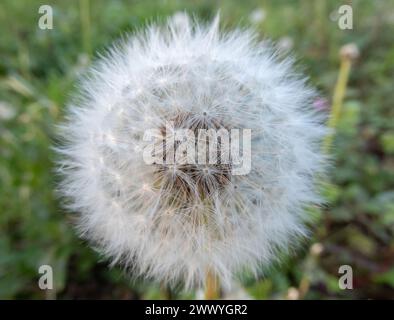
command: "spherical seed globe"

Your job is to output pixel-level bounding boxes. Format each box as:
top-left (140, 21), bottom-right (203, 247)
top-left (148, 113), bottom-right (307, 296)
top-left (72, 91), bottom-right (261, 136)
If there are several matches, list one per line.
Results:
top-left (57, 14), bottom-right (327, 289)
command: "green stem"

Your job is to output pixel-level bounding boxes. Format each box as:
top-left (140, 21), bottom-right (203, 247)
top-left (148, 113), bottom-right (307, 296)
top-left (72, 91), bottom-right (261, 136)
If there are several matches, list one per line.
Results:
top-left (297, 50), bottom-right (356, 300)
top-left (322, 57), bottom-right (352, 153)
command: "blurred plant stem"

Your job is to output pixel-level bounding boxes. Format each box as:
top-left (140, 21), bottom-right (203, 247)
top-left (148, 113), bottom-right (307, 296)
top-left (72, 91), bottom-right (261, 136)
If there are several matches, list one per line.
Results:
top-left (296, 44), bottom-right (359, 300)
top-left (323, 44), bottom-right (359, 153)
top-left (205, 269), bottom-right (220, 300)
top-left (322, 57), bottom-right (351, 153)
top-left (80, 0), bottom-right (92, 57)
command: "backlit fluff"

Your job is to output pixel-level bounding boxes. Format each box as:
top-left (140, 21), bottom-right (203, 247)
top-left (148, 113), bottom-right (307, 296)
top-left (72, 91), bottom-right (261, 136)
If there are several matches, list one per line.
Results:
top-left (57, 14), bottom-right (327, 289)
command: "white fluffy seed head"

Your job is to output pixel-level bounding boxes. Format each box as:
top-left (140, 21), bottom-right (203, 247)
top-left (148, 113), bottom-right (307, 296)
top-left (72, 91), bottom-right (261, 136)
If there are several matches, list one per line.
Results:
top-left (56, 14), bottom-right (327, 289)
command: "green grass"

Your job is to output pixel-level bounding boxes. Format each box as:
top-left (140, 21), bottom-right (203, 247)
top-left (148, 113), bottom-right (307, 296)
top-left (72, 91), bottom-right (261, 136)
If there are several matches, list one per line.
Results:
top-left (0, 0), bottom-right (393, 299)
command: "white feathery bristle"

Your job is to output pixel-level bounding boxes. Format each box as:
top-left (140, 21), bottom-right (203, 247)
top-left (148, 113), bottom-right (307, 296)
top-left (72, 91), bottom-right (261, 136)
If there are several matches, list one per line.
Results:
top-left (56, 14), bottom-right (328, 290)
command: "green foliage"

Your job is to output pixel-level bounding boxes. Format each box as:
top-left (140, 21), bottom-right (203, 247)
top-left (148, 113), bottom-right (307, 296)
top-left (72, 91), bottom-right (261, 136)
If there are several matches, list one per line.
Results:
top-left (0, 0), bottom-right (393, 299)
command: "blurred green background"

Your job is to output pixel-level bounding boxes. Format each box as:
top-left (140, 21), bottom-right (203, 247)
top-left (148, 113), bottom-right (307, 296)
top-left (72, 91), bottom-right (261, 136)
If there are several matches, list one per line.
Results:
top-left (0, 0), bottom-right (393, 299)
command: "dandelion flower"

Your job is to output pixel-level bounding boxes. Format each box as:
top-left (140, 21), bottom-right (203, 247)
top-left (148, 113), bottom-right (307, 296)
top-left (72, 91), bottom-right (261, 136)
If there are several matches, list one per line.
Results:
top-left (57, 15), bottom-right (327, 289)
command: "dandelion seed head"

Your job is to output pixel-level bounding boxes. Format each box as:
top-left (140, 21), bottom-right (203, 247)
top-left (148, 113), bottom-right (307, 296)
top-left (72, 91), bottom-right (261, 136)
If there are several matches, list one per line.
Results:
top-left (57, 14), bottom-right (327, 289)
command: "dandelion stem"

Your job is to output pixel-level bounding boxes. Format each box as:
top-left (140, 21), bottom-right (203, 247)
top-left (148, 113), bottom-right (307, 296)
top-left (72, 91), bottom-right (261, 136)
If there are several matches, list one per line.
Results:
top-left (322, 48), bottom-right (356, 153)
top-left (296, 44), bottom-right (359, 300)
top-left (204, 269), bottom-right (220, 300)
